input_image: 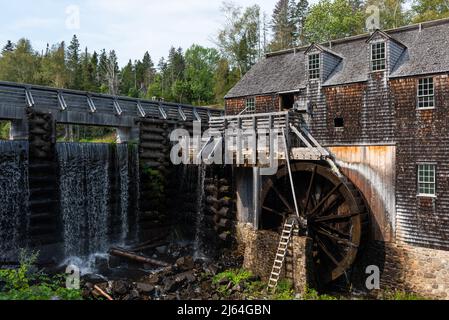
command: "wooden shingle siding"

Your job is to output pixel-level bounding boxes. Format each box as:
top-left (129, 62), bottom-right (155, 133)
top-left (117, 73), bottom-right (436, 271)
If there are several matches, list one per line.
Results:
top-left (322, 52), bottom-right (341, 81)
top-left (392, 75), bottom-right (449, 250)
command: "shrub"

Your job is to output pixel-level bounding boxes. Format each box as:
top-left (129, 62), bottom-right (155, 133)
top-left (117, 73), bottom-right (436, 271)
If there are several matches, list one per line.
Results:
top-left (0, 250), bottom-right (83, 301)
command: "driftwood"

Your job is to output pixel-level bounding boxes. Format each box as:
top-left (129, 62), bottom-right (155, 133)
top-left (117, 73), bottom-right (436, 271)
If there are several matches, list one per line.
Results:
top-left (93, 285), bottom-right (114, 301)
top-left (109, 248), bottom-right (170, 267)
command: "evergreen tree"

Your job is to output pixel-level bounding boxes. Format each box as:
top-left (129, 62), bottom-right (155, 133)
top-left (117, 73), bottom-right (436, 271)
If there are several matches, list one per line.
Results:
top-left (105, 50), bottom-right (120, 95)
top-left (120, 59), bottom-right (137, 97)
top-left (66, 35), bottom-right (82, 89)
top-left (292, 0), bottom-right (309, 46)
top-left (98, 49), bottom-right (109, 93)
top-left (136, 51), bottom-right (156, 94)
top-left (90, 51), bottom-right (99, 90)
top-left (1, 40), bottom-right (14, 55)
top-left (270, 0), bottom-right (295, 51)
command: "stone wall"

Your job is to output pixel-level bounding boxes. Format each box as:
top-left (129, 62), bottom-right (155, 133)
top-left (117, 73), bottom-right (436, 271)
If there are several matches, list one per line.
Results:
top-left (236, 223), bottom-right (313, 294)
top-left (353, 240), bottom-right (449, 299)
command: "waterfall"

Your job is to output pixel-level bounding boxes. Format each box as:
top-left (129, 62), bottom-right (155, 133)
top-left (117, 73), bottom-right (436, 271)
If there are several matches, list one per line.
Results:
top-left (0, 141), bottom-right (29, 261)
top-left (117, 144), bottom-right (129, 243)
top-left (193, 164), bottom-right (206, 260)
top-left (57, 143), bottom-right (111, 258)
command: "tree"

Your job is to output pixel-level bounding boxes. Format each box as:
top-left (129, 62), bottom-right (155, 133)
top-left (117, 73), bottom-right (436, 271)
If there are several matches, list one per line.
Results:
top-left (213, 58), bottom-right (240, 105)
top-left (216, 2), bottom-right (262, 77)
top-left (66, 35), bottom-right (82, 89)
top-left (0, 39), bottom-right (40, 84)
top-left (2, 41), bottom-right (14, 55)
top-left (185, 45), bottom-right (220, 105)
top-left (120, 59), bottom-right (136, 97)
top-left (303, 0), bottom-right (365, 43)
top-left (270, 0), bottom-right (297, 51)
top-left (366, 0), bottom-right (411, 29)
top-left (105, 50), bottom-right (120, 95)
top-left (292, 0), bottom-right (309, 45)
top-left (412, 0), bottom-right (449, 22)
top-left (136, 51), bottom-right (156, 95)
top-left (98, 49), bottom-right (109, 93)
top-left (40, 42), bottom-right (68, 88)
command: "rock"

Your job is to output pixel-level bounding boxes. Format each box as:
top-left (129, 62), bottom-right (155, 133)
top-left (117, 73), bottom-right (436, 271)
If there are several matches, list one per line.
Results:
top-left (204, 264), bottom-right (219, 276)
top-left (137, 283), bottom-right (155, 295)
top-left (175, 256), bottom-right (194, 271)
top-left (124, 289), bottom-right (141, 301)
top-left (108, 255), bottom-right (122, 268)
top-left (163, 278), bottom-right (177, 293)
top-left (82, 274), bottom-right (107, 284)
top-left (156, 246), bottom-right (168, 254)
top-left (147, 274), bottom-right (161, 285)
top-left (112, 280), bottom-right (129, 296)
top-left (175, 271), bottom-right (196, 284)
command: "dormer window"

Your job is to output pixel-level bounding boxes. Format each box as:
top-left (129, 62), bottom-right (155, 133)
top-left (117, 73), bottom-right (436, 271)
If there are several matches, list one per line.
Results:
top-left (308, 54), bottom-right (320, 80)
top-left (371, 42), bottom-right (386, 71)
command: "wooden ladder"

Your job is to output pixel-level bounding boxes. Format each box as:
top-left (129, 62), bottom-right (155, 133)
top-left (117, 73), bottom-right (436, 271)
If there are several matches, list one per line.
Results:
top-left (267, 217), bottom-right (298, 292)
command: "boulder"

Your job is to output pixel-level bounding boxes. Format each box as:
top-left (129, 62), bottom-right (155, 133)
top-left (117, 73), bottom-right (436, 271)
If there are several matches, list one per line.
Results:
top-left (112, 280), bottom-right (129, 296)
top-left (136, 283), bottom-right (155, 295)
top-left (175, 256), bottom-right (195, 271)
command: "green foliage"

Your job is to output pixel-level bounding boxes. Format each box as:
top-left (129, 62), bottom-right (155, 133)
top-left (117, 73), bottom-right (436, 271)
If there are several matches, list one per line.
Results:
top-left (302, 287), bottom-right (339, 300)
top-left (216, 2), bottom-right (262, 77)
top-left (303, 0), bottom-right (365, 43)
top-left (270, 0), bottom-right (309, 51)
top-left (270, 279), bottom-right (296, 300)
top-left (412, 0), bottom-right (449, 22)
top-left (381, 289), bottom-right (426, 300)
top-left (142, 166), bottom-right (166, 210)
top-left (213, 268), bottom-right (253, 286)
top-left (0, 250), bottom-right (82, 301)
top-left (0, 121), bottom-right (11, 140)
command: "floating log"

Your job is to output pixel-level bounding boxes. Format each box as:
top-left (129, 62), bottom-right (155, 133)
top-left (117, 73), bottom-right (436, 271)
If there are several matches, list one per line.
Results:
top-left (93, 285), bottom-right (114, 301)
top-left (109, 248), bottom-right (170, 267)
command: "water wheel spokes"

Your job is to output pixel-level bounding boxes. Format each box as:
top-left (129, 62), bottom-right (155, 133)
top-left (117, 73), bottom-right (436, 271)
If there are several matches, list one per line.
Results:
top-left (260, 162), bottom-right (366, 285)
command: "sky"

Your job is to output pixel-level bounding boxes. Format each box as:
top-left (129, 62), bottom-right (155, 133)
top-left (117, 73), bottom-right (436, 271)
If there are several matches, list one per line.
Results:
top-left (0, 0), bottom-right (285, 67)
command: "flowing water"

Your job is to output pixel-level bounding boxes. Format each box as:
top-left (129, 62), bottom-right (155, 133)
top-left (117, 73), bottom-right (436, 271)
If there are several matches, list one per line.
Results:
top-left (117, 144), bottom-right (129, 243)
top-left (57, 143), bottom-right (136, 266)
top-left (193, 165), bottom-right (207, 260)
top-left (0, 141), bottom-right (29, 261)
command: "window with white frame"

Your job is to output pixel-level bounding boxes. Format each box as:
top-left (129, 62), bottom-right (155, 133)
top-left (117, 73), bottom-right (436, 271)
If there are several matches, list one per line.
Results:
top-left (371, 42), bottom-right (386, 71)
top-left (418, 164), bottom-right (436, 196)
top-left (417, 77), bottom-right (435, 109)
top-left (245, 97), bottom-right (256, 113)
top-left (308, 54), bottom-right (320, 80)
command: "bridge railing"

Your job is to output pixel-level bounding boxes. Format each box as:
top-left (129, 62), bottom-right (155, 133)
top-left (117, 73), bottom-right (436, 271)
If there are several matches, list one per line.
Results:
top-left (0, 81), bottom-right (223, 127)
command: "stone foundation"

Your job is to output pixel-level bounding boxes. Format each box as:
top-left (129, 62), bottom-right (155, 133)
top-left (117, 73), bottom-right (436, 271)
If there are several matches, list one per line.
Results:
top-left (237, 223), bottom-right (449, 299)
top-left (353, 241), bottom-right (449, 299)
top-left (236, 223), bottom-right (314, 294)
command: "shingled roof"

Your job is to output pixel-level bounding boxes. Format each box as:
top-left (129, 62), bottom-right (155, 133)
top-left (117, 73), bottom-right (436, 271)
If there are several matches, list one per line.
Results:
top-left (225, 18), bottom-right (449, 99)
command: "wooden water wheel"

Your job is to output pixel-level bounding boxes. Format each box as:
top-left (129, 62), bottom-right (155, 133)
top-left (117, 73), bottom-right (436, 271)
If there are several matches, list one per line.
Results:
top-left (260, 162), bottom-right (367, 286)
